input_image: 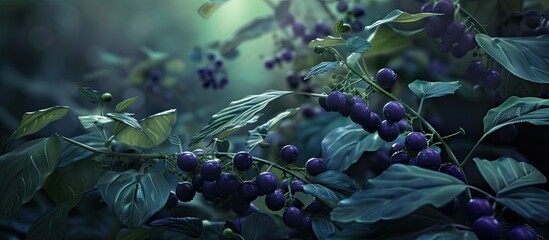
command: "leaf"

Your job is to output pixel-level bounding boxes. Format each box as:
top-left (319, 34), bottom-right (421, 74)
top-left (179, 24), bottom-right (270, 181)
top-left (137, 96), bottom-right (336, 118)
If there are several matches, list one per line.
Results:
top-left (15, 106), bottom-right (70, 138)
top-left (496, 187), bottom-right (549, 224)
top-left (106, 113), bottom-right (143, 131)
top-left (115, 109), bottom-right (177, 149)
top-left (303, 183), bottom-right (348, 202)
top-left (26, 198), bottom-right (80, 240)
top-left (312, 171), bottom-right (357, 195)
top-left (168, 135), bottom-right (186, 148)
top-left (149, 217), bottom-right (203, 237)
top-left (304, 62), bottom-right (338, 80)
top-left (246, 108), bottom-right (300, 150)
top-left (322, 125), bottom-right (384, 172)
top-left (189, 90), bottom-right (292, 147)
top-left (364, 24), bottom-right (412, 57)
top-left (78, 115), bottom-right (114, 129)
top-left (475, 34), bottom-right (549, 83)
top-left (473, 157), bottom-right (546, 195)
top-left (77, 87), bottom-right (101, 104)
top-left (116, 96), bottom-right (140, 113)
top-left (364, 9), bottom-right (440, 30)
top-left (312, 218), bottom-right (338, 239)
top-left (241, 212), bottom-right (278, 240)
top-left (416, 227), bottom-right (478, 240)
top-left (330, 164), bottom-right (467, 223)
top-left (197, 0), bottom-right (228, 18)
top-left (345, 37), bottom-right (371, 53)
top-left (57, 133), bottom-right (106, 167)
top-left (408, 80), bottom-right (461, 99)
top-left (0, 134), bottom-right (61, 217)
top-left (308, 36), bottom-right (346, 49)
top-left (115, 228), bottom-right (151, 240)
top-left (97, 169), bottom-right (171, 228)
top-left (221, 16), bottom-right (276, 56)
top-left (483, 97), bottom-right (549, 137)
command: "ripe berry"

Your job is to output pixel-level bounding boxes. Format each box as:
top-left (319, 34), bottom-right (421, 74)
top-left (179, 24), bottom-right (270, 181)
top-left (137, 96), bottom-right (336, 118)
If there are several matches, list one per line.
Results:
top-left (352, 5), bottom-right (366, 17)
top-left (265, 189), bottom-right (286, 211)
top-left (425, 17), bottom-right (450, 38)
top-left (214, 60), bottom-right (224, 69)
top-left (421, 3), bottom-right (433, 13)
top-left (292, 22), bottom-right (306, 36)
top-left (390, 142), bottom-right (405, 156)
top-left (164, 191), bottom-right (178, 209)
top-left (390, 150), bottom-right (410, 165)
top-left (281, 145), bottom-right (299, 164)
top-left (306, 158), bottom-right (326, 176)
top-left (299, 215), bottom-right (312, 233)
top-left (306, 198), bottom-right (324, 214)
top-left (467, 61), bottom-right (486, 83)
top-left (483, 71), bottom-right (501, 90)
top-left (230, 194), bottom-right (250, 215)
top-left (176, 182), bottom-right (195, 202)
top-left (376, 68), bottom-right (397, 88)
top-left (326, 91), bottom-right (347, 112)
top-left (417, 148), bottom-right (441, 170)
top-left (378, 120), bottom-right (400, 142)
top-left (318, 97), bottom-right (328, 111)
top-left (217, 173), bottom-right (240, 197)
top-left (177, 151), bottom-right (199, 172)
top-left (283, 207), bottom-right (303, 228)
top-left (503, 226), bottom-right (537, 240)
top-left (472, 216), bottom-right (501, 240)
top-left (290, 180), bottom-right (304, 193)
top-left (451, 45), bottom-right (467, 58)
top-left (433, 0), bottom-right (455, 21)
top-left (439, 163), bottom-right (466, 182)
top-left (405, 132), bottom-right (428, 151)
top-left (383, 101), bottom-right (406, 123)
top-left (350, 102), bottom-right (371, 125)
top-left (459, 32), bottom-right (477, 51)
top-left (256, 172), bottom-right (278, 195)
top-left (201, 160), bottom-right (221, 182)
top-left (281, 49), bottom-right (294, 62)
top-left (408, 157), bottom-right (418, 165)
top-left (280, 179), bottom-right (289, 193)
top-left (441, 21), bottom-right (465, 45)
top-left (438, 41), bottom-right (452, 53)
top-left (336, 1), bottom-right (348, 13)
top-left (202, 181), bottom-right (219, 201)
top-left (233, 151), bottom-right (253, 171)
top-left (466, 198), bottom-right (493, 223)
top-left (192, 174), bottom-right (205, 192)
top-left (524, 11), bottom-right (541, 28)
top-left (362, 112), bottom-right (381, 133)
top-left (291, 198), bottom-right (304, 209)
top-left (397, 118), bottom-right (409, 132)
top-left (264, 60), bottom-right (275, 70)
top-left (101, 93), bottom-right (113, 102)
top-left (351, 20), bottom-right (364, 32)
top-left (239, 181), bottom-right (259, 201)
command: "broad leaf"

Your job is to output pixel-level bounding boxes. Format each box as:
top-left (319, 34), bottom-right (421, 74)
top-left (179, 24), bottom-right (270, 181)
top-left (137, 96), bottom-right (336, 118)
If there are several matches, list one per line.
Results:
top-left (0, 134), bottom-right (61, 217)
top-left (197, 0), bottom-right (228, 18)
top-left (116, 96), bottom-right (140, 113)
top-left (308, 36), bottom-right (346, 49)
top-left (149, 217), bottom-right (202, 237)
top-left (312, 218), bottom-right (338, 239)
top-left (26, 198), bottom-right (80, 240)
top-left (496, 187), bottom-right (549, 224)
top-left (311, 171), bottom-right (357, 195)
top-left (246, 108), bottom-right (300, 150)
top-left (408, 80), bottom-right (461, 99)
top-left (416, 227), bottom-right (478, 240)
top-left (364, 24), bottom-right (412, 57)
top-left (365, 9), bottom-right (440, 30)
top-left (346, 37), bottom-right (371, 53)
top-left (242, 212), bottom-right (279, 240)
top-left (97, 169), bottom-right (171, 228)
top-left (322, 125), bottom-right (384, 172)
top-left (115, 109), bottom-right (177, 149)
top-left (483, 96), bottom-right (549, 136)
top-left (475, 34), bottom-right (549, 83)
top-left (189, 90), bottom-right (292, 146)
top-left (57, 133), bottom-right (106, 167)
top-left (473, 157), bottom-right (546, 195)
top-left (78, 115), bottom-right (114, 129)
top-left (304, 62), bottom-right (338, 80)
top-left (331, 164), bottom-right (467, 223)
top-left (107, 113), bottom-right (142, 131)
top-left (303, 183), bottom-right (348, 202)
top-left (77, 87), bottom-right (101, 103)
top-left (16, 106), bottom-right (70, 138)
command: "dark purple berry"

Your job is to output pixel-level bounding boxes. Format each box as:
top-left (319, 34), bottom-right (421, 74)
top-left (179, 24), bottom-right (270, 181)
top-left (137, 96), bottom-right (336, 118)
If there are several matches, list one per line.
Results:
top-left (350, 102), bottom-right (371, 125)
top-left (467, 61), bottom-right (486, 83)
top-left (217, 173), bottom-right (240, 197)
top-left (177, 151), bottom-right (199, 172)
top-left (230, 194), bottom-right (250, 215)
top-left (433, 0), bottom-right (455, 21)
top-left (438, 41), bottom-right (452, 53)
top-left (524, 11), bottom-right (541, 28)
top-left (280, 179), bottom-right (289, 193)
top-left (326, 91), bottom-right (347, 112)
top-left (239, 181), bottom-right (259, 201)
top-left (459, 32), bottom-right (477, 51)
top-left (483, 70), bottom-right (501, 90)
top-left (290, 180), bottom-right (304, 193)
top-left (473, 216), bottom-right (501, 240)
top-left (390, 142), bottom-right (405, 156)
top-left (265, 190), bottom-right (286, 211)
top-left (376, 68), bottom-right (397, 88)
top-left (281, 145), bottom-right (299, 164)
top-left (451, 45), bottom-right (467, 58)
top-left (192, 174), bottom-right (205, 192)
top-left (504, 226), bottom-right (537, 240)
top-left (425, 17), bottom-right (450, 38)
top-left (352, 5), bottom-right (366, 17)
top-left (201, 160), bottom-right (221, 182)
top-left (440, 197), bottom-right (460, 215)
top-left (299, 215), bottom-right (312, 233)
top-left (281, 49), bottom-right (293, 62)
top-left (176, 181), bottom-right (195, 202)
top-left (306, 158), bottom-right (326, 176)
top-left (318, 97), bottom-right (328, 111)
top-left (390, 150), bottom-right (410, 165)
top-left (441, 21), bottom-right (466, 45)
top-left (207, 52), bottom-right (216, 61)
top-left (466, 198), bottom-right (494, 223)
top-left (440, 163), bottom-right (466, 182)
top-left (421, 3), bottom-right (434, 13)
top-left (409, 157), bottom-right (418, 165)
top-left (264, 60), bottom-right (275, 70)
top-left (397, 118), bottom-right (409, 132)
top-left (165, 191), bottom-right (178, 209)
top-left (282, 13), bottom-right (295, 26)
top-left (378, 120), bottom-right (400, 142)
top-left (256, 172), bottom-right (278, 195)
top-left (283, 207), bottom-right (303, 228)
top-left (351, 20), bottom-right (363, 32)
top-left (202, 181), bottom-right (219, 201)
top-left (362, 112), bottom-right (381, 133)
top-left (383, 101), bottom-right (406, 123)
top-left (291, 198), bottom-right (304, 209)
top-left (417, 148), bottom-right (441, 170)
top-left (302, 31), bottom-right (318, 44)
top-left (215, 60), bottom-right (224, 69)
top-left (405, 131), bottom-right (428, 151)
top-left (233, 151), bottom-right (253, 171)
top-left (306, 198), bottom-right (324, 214)
top-left (336, 1), bottom-right (348, 13)
top-left (292, 22), bottom-right (306, 36)
top-left (351, 96), bottom-right (364, 104)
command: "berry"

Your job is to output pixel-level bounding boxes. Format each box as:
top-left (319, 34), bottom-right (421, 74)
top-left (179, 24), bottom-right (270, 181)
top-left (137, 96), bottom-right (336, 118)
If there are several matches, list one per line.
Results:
top-left (425, 17), bottom-right (450, 38)
top-left (299, 215), bottom-right (312, 233)
top-left (441, 21), bottom-right (465, 45)
top-left (283, 207), bottom-right (303, 228)
top-left (306, 198), bottom-right (324, 214)
top-left (282, 13), bottom-right (295, 26)
top-left (472, 216), bottom-right (501, 240)
top-left (459, 32), bottom-right (477, 51)
top-left (280, 179), bottom-right (289, 193)
top-left (351, 20), bottom-right (363, 32)
top-left (397, 118), bottom-right (409, 132)
top-left (352, 5), bottom-right (366, 17)
top-left (421, 3), bottom-right (434, 13)
top-left (350, 102), bottom-right (371, 125)
top-left (233, 151), bottom-right (253, 171)
top-left (302, 31), bottom-right (318, 44)
top-left (433, 0), bottom-right (455, 21)
top-left (336, 1), bottom-right (348, 13)
top-left (101, 93), bottom-right (113, 102)
top-left (467, 61), bottom-right (486, 82)
top-left (290, 180), bottom-right (304, 193)
top-left (239, 181), bottom-right (259, 201)
top-left (451, 45), bottom-right (467, 58)
top-left (207, 52), bottom-right (216, 61)
top-left (351, 96), bottom-right (364, 104)
top-left (256, 172), bottom-right (278, 195)
top-left (177, 151), bottom-right (199, 172)
top-left (230, 194), bottom-right (250, 215)
top-left (466, 198), bottom-right (493, 223)
top-left (264, 60), bottom-right (275, 70)
top-left (383, 101), bottom-right (406, 123)
top-left (217, 173), bottom-right (240, 197)
top-left (405, 132), bottom-right (428, 151)
top-left (201, 161), bottom-right (221, 182)
top-left (417, 148), bottom-right (441, 170)
top-left (314, 21), bottom-right (331, 36)
top-left (438, 41), bottom-right (452, 53)
top-left (503, 226), bottom-right (537, 240)
top-left (439, 197), bottom-right (460, 215)
top-left (390, 142), bottom-right (405, 156)
top-left (223, 228), bottom-right (235, 239)
top-left (202, 181), bottom-right (219, 201)
top-left (192, 174), bottom-right (205, 192)
top-left (439, 164), bottom-right (466, 182)
top-left (281, 49), bottom-right (293, 62)
top-left (214, 60), bottom-right (223, 69)
top-left (362, 112), bottom-right (381, 133)
top-left (483, 71), bottom-right (501, 90)
top-left (292, 22), bottom-right (306, 36)
top-left (176, 182), bottom-right (195, 202)
top-left (306, 158), bottom-right (326, 176)
top-left (291, 198), bottom-right (304, 209)
top-left (265, 190), bottom-right (286, 211)
top-left (390, 150), bottom-right (410, 165)
top-left (408, 157), bottom-right (418, 165)
top-left (164, 191), bottom-right (178, 209)
top-left (280, 145), bottom-right (299, 164)
top-left (376, 68), bottom-right (397, 88)
top-left (524, 11), bottom-right (541, 28)
top-left (326, 91), bottom-right (347, 112)
top-left (378, 120), bottom-right (400, 142)
top-left (318, 97), bottom-right (328, 111)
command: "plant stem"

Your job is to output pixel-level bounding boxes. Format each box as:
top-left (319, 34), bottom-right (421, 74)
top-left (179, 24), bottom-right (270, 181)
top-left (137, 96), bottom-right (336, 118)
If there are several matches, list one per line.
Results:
top-left (60, 135), bottom-right (165, 159)
top-left (460, 134), bottom-right (486, 167)
top-left (319, 0), bottom-right (337, 22)
top-left (467, 185), bottom-right (496, 200)
top-left (294, 92), bottom-right (326, 98)
top-left (458, 7), bottom-right (488, 35)
top-left (417, 98), bottom-right (425, 115)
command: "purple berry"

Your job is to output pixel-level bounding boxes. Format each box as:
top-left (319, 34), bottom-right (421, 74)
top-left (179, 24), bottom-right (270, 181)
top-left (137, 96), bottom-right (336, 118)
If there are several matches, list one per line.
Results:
top-left (217, 173), bottom-right (240, 197)
top-left (302, 31), bottom-right (318, 44)
top-left (264, 60), bottom-right (275, 70)
top-left (214, 59), bottom-right (224, 69)
top-left (472, 216), bottom-right (501, 240)
top-left (504, 226), bottom-right (537, 240)
top-left (233, 151), bottom-right (253, 171)
top-left (351, 20), bottom-right (363, 32)
top-left (306, 198), bottom-right (324, 214)
top-left (378, 120), bottom-right (400, 142)
top-left (318, 97), bottom-right (328, 111)
top-left (383, 101), bottom-right (406, 123)
top-left (239, 181), bottom-right (259, 201)
top-left (459, 32), bottom-right (477, 51)
top-left (283, 13), bottom-right (295, 26)
top-left (192, 174), bottom-right (205, 192)
top-left (280, 179), bottom-right (289, 193)
top-left (524, 11), bottom-right (541, 28)
top-left (164, 191), bottom-right (178, 209)
top-left (466, 198), bottom-right (494, 223)
top-left (281, 49), bottom-right (293, 62)
top-left (425, 17), bottom-right (450, 38)
top-left (207, 52), bottom-right (216, 61)
top-left (439, 163), bottom-right (466, 182)
top-left (376, 68), bottom-right (397, 88)
top-left (290, 180), bottom-right (304, 193)
top-left (201, 160), bottom-right (221, 182)
top-left (265, 190), bottom-right (286, 211)
top-left (409, 157), bottom-right (418, 165)
top-left (390, 150), bottom-right (410, 165)
top-left (390, 142), bottom-right (405, 156)
top-left (306, 158), bottom-right (326, 176)
top-left (350, 102), bottom-right (371, 125)
top-left (292, 22), bottom-right (306, 36)
top-left (467, 61), bottom-right (486, 83)
top-left (433, 0), bottom-right (455, 21)
top-left (326, 91), bottom-right (347, 112)
top-left (405, 131), bottom-right (428, 151)
top-left (438, 41), bottom-right (452, 53)
top-left (416, 148), bottom-right (441, 170)
top-left (283, 207), bottom-right (303, 228)
top-left (441, 21), bottom-right (466, 45)
top-left (451, 45), bottom-right (467, 59)
top-left (256, 172), bottom-right (278, 195)
top-left (397, 118), bottom-right (409, 132)
top-left (176, 181), bottom-right (195, 202)
top-left (281, 145), bottom-right (299, 164)
top-left (177, 151), bottom-right (199, 172)
top-left (362, 112), bottom-right (381, 133)
top-left (421, 3), bottom-right (434, 13)
top-left (230, 194), bottom-right (250, 215)
top-left (202, 181), bottom-right (219, 201)
top-left (336, 1), bottom-right (348, 13)
top-left (483, 70), bottom-right (501, 90)
top-left (352, 5), bottom-right (366, 17)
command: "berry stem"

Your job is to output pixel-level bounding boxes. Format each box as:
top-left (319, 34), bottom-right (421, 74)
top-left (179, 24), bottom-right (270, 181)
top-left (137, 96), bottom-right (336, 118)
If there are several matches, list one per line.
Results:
top-left (460, 134), bottom-right (486, 167)
top-left (61, 135), bottom-right (165, 159)
top-left (458, 6), bottom-right (488, 35)
top-left (467, 185), bottom-right (496, 200)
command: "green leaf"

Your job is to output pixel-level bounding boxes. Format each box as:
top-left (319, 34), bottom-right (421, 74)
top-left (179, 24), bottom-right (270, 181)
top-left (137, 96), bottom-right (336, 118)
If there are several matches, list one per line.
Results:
top-left (57, 133), bottom-right (106, 167)
top-left (304, 62), bottom-right (338, 80)
top-left (97, 169), bottom-right (171, 228)
top-left (322, 125), bottom-right (384, 172)
top-left (197, 0), bottom-right (228, 18)
top-left (246, 108), bottom-right (300, 150)
top-left (26, 197), bottom-right (80, 240)
top-left (107, 113), bottom-right (143, 131)
top-left (77, 87), bottom-right (101, 104)
top-left (416, 227), bottom-right (478, 240)
top-left (168, 135), bottom-right (186, 149)
top-left (308, 36), bottom-right (346, 49)
top-left (363, 25), bottom-right (412, 57)
top-left (242, 212), bottom-right (278, 240)
top-left (408, 80), bottom-right (461, 99)
top-left (330, 164), bottom-right (467, 223)
top-left (345, 37), bottom-right (371, 53)
top-left (114, 109), bottom-right (177, 149)
top-left (116, 96), bottom-right (140, 113)
top-left (303, 183), bottom-right (348, 202)
top-left (115, 228), bottom-right (151, 240)
top-left (312, 218), bottom-right (338, 239)
top-left (189, 90), bottom-right (292, 147)
top-left (496, 187), bottom-right (549, 224)
top-left (364, 9), bottom-right (440, 30)
top-left (78, 115), bottom-right (114, 129)
top-left (312, 171), bottom-right (357, 195)
top-left (475, 34), bottom-right (549, 83)
top-left (149, 217), bottom-right (202, 237)
top-left (0, 134), bottom-right (61, 217)
top-left (483, 96), bottom-right (549, 136)
top-left (15, 106), bottom-right (70, 138)
top-left (473, 157), bottom-right (546, 195)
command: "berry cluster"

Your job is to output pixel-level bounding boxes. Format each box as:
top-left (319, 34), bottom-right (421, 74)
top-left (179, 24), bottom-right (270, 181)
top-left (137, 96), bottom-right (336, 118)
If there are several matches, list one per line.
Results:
top-left (421, 0), bottom-right (478, 58)
top-left (289, 20), bottom-right (332, 47)
top-left (500, 11), bottom-right (549, 37)
top-left (264, 48), bottom-right (296, 70)
top-left (335, 1), bottom-right (367, 32)
top-left (196, 52), bottom-right (229, 90)
top-left (467, 60), bottom-right (502, 91)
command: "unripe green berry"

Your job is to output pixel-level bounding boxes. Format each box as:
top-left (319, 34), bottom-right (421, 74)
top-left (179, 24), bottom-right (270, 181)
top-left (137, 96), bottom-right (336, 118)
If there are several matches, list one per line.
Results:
top-left (101, 93), bottom-right (113, 102)
top-left (223, 228), bottom-right (235, 238)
